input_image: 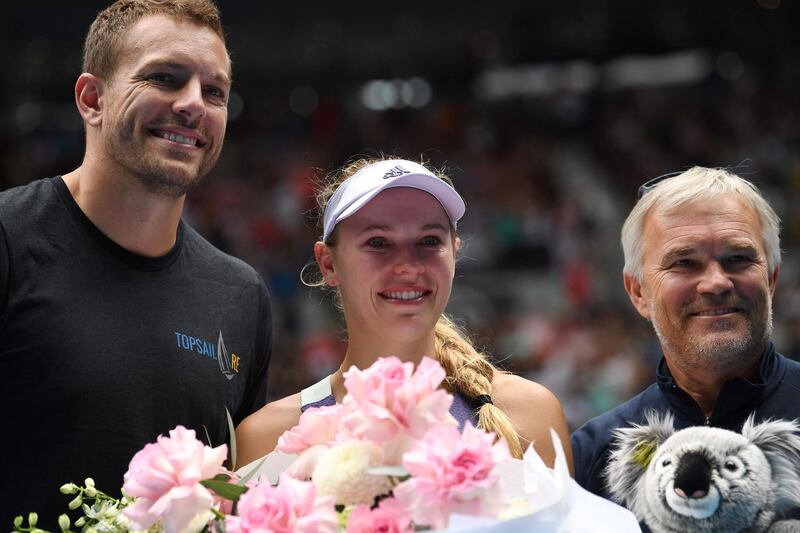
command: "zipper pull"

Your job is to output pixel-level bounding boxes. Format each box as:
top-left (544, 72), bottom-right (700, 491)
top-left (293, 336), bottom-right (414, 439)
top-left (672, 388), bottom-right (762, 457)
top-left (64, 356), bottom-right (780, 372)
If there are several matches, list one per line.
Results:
top-left (704, 416), bottom-right (711, 426)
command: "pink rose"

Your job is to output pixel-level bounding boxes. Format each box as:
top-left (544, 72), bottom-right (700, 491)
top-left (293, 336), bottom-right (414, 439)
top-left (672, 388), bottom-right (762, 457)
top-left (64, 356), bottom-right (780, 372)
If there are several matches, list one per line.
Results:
top-left (225, 474), bottom-right (338, 533)
top-left (393, 423), bottom-right (511, 529)
top-left (276, 404), bottom-right (341, 454)
top-left (122, 426), bottom-right (227, 533)
top-left (283, 444), bottom-right (328, 480)
top-left (346, 498), bottom-right (413, 533)
top-left (339, 357), bottom-right (456, 461)
top-left (276, 404), bottom-right (342, 479)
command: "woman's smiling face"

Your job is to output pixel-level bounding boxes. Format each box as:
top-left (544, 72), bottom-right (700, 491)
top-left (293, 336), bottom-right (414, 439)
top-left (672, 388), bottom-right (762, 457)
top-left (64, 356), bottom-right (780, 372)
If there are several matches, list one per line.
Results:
top-left (318, 187), bottom-right (458, 343)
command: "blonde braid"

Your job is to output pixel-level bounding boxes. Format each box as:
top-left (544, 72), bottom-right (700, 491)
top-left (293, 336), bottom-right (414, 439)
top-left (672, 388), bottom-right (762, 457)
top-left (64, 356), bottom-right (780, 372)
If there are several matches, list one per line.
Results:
top-left (434, 315), bottom-right (523, 458)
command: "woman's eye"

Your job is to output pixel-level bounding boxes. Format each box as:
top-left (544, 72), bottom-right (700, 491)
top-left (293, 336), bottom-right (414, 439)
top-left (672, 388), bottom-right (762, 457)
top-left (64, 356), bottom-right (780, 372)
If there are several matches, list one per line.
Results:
top-left (367, 237), bottom-right (386, 248)
top-left (421, 236), bottom-right (441, 246)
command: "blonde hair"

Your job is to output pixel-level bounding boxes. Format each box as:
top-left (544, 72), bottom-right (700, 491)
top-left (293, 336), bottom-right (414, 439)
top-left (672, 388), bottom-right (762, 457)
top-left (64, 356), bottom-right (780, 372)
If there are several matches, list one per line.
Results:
top-left (622, 166), bottom-right (781, 282)
top-left (311, 156), bottom-right (523, 457)
top-left (434, 315), bottom-right (523, 458)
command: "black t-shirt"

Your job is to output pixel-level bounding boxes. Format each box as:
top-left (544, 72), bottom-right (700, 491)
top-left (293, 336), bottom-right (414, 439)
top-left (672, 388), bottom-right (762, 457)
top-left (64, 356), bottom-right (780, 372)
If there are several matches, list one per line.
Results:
top-left (0, 177), bottom-right (272, 526)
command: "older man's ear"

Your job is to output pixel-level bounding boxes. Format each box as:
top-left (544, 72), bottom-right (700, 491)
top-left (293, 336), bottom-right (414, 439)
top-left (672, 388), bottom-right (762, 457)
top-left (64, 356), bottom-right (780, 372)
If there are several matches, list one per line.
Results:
top-left (623, 273), bottom-right (650, 321)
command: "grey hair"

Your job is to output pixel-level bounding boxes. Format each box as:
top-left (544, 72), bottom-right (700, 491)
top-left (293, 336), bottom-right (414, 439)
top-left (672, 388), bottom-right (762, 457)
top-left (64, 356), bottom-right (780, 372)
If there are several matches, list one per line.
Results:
top-left (621, 166), bottom-right (781, 282)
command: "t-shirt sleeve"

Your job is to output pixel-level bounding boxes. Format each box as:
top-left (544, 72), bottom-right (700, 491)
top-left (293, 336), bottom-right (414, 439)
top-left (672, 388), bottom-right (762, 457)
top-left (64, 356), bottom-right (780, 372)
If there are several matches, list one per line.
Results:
top-left (0, 220), bottom-right (9, 317)
top-left (235, 279), bottom-right (272, 424)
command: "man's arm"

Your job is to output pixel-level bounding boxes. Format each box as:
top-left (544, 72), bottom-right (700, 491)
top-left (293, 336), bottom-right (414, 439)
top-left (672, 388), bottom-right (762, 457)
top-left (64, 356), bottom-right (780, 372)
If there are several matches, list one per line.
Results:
top-left (571, 422), bottom-right (605, 491)
top-left (0, 220), bottom-right (9, 322)
top-left (235, 280), bottom-right (273, 425)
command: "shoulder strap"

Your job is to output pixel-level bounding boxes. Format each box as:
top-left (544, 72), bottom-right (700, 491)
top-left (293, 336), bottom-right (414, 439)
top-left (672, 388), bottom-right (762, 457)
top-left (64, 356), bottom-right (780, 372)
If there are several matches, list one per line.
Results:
top-left (300, 375), bottom-right (333, 407)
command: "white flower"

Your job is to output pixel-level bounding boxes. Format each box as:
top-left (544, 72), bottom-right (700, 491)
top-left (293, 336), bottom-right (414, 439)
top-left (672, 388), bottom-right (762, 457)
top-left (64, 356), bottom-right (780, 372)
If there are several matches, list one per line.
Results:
top-left (312, 440), bottom-right (393, 505)
top-left (82, 501), bottom-right (127, 533)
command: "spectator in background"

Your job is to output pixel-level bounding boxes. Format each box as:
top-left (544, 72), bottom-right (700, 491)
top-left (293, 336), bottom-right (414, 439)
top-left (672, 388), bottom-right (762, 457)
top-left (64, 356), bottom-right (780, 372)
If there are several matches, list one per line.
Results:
top-left (571, 167), bottom-right (800, 519)
top-left (0, 0), bottom-right (271, 525)
top-left (235, 157), bottom-right (572, 469)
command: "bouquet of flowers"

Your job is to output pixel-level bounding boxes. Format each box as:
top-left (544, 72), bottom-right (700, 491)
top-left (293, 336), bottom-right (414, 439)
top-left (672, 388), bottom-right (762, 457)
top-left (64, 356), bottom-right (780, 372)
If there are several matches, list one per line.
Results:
top-left (12, 356), bottom-right (640, 533)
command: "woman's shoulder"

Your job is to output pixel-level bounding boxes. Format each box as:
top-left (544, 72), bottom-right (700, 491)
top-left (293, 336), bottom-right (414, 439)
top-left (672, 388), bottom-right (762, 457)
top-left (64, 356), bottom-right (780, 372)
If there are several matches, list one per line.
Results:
top-left (247, 392), bottom-right (303, 424)
top-left (491, 372), bottom-right (561, 410)
top-left (235, 392), bottom-right (302, 468)
top-left (491, 372), bottom-right (573, 472)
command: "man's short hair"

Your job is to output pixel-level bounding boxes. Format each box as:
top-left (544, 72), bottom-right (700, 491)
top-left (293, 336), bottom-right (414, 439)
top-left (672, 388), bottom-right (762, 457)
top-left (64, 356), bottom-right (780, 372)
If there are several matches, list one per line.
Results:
top-left (621, 166), bottom-right (781, 282)
top-left (83, 0), bottom-right (225, 81)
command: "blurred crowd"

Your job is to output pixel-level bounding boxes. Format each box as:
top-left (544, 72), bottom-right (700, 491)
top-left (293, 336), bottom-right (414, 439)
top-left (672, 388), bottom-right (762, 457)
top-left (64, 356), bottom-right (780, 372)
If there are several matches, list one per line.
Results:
top-left (3, 1), bottom-right (799, 430)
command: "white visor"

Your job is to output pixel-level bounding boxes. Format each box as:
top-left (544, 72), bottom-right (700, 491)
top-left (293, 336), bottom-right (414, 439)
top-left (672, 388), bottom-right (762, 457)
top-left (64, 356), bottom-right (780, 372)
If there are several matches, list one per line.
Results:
top-left (322, 159), bottom-right (466, 242)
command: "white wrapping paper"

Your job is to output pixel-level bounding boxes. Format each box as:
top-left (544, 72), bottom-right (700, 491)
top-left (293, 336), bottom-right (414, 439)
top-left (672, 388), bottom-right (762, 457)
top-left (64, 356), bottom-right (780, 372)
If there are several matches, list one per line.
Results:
top-left (445, 429), bottom-right (641, 532)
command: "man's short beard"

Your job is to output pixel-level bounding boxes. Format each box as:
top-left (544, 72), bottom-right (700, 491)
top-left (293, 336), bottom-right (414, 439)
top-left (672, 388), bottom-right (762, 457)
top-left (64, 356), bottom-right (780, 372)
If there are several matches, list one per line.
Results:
top-left (650, 300), bottom-right (773, 373)
top-left (103, 111), bottom-right (215, 200)
top-left (133, 167), bottom-right (201, 199)
top-left (107, 133), bottom-right (206, 199)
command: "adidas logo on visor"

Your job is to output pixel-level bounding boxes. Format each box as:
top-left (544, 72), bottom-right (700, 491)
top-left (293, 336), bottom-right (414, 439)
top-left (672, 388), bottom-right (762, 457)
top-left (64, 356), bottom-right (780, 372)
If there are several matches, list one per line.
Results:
top-left (382, 165), bottom-right (411, 179)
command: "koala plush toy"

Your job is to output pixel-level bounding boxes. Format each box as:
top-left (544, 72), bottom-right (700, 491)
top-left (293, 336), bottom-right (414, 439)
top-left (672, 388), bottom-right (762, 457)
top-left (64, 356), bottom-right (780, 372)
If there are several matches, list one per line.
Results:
top-left (604, 412), bottom-right (800, 533)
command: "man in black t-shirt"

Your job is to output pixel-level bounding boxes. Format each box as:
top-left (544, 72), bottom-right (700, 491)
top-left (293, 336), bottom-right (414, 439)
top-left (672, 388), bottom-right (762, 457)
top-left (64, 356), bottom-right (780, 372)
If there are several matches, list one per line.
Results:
top-left (0, 0), bottom-right (272, 526)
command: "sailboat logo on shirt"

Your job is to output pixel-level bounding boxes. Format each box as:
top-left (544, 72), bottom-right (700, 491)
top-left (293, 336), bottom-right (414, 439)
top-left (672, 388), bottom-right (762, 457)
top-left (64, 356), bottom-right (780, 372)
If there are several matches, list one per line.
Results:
top-left (174, 330), bottom-right (239, 379)
top-left (217, 331), bottom-right (240, 380)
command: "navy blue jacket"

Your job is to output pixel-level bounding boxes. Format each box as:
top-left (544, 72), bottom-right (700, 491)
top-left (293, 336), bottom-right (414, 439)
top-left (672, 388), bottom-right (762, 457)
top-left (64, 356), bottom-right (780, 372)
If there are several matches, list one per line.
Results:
top-left (571, 343), bottom-right (800, 501)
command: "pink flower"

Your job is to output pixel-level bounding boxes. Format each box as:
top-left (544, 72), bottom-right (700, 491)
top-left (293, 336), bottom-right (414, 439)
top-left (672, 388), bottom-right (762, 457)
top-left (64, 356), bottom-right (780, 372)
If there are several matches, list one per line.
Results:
top-left (276, 404), bottom-right (341, 454)
top-left (283, 444), bottom-right (328, 480)
top-left (274, 404), bottom-right (343, 479)
top-left (393, 423), bottom-right (511, 529)
top-left (339, 356), bottom-right (456, 461)
top-left (122, 426), bottom-right (227, 533)
top-left (225, 474), bottom-right (338, 533)
top-left (346, 498), bottom-right (413, 533)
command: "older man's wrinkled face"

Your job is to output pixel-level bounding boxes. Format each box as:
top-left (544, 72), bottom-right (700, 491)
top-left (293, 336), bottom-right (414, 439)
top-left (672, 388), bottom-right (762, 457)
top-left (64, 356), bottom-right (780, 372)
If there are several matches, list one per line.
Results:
top-left (625, 194), bottom-right (778, 374)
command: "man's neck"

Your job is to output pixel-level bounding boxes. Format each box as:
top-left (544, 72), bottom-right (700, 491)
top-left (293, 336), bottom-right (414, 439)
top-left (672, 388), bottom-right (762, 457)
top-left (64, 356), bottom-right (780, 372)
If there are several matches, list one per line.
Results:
top-left (665, 349), bottom-right (763, 418)
top-left (62, 164), bottom-right (185, 258)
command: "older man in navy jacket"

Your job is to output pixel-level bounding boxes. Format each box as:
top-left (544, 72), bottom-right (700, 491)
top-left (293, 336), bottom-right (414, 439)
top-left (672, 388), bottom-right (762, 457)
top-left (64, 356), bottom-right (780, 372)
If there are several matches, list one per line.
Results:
top-left (571, 167), bottom-right (800, 520)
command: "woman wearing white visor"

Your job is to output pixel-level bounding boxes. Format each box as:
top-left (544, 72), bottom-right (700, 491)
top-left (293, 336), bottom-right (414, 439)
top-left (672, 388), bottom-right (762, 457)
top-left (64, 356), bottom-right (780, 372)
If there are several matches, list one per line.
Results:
top-left (235, 158), bottom-right (573, 470)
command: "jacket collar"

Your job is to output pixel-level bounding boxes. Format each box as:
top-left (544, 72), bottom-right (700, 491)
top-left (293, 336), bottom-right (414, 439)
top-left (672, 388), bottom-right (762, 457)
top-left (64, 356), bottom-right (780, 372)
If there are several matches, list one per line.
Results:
top-left (655, 342), bottom-right (784, 428)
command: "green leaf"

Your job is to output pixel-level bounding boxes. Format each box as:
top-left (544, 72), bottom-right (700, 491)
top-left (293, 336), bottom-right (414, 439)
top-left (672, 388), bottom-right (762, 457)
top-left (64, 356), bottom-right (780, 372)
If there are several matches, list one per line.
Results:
top-left (200, 479), bottom-right (248, 500)
top-left (13, 516), bottom-right (23, 528)
top-left (225, 407), bottom-right (237, 470)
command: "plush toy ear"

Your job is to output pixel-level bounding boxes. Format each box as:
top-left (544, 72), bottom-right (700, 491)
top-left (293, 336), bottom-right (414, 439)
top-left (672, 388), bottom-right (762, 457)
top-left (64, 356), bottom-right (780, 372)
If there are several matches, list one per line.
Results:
top-left (604, 410), bottom-right (676, 508)
top-left (741, 414), bottom-right (800, 511)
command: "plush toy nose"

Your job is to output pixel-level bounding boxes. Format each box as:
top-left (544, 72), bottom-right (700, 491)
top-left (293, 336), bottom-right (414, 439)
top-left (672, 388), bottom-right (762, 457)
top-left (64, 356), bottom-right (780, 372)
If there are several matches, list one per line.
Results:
top-left (673, 451), bottom-right (711, 499)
